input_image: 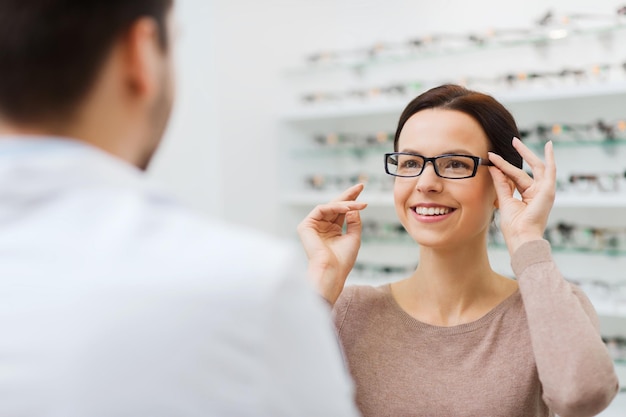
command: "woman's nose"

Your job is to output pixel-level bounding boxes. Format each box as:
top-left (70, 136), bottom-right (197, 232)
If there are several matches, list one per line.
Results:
top-left (415, 162), bottom-right (443, 193)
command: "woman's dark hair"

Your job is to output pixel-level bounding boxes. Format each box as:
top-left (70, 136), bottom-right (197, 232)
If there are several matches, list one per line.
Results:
top-left (0, 0), bottom-right (173, 125)
top-left (394, 84), bottom-right (523, 169)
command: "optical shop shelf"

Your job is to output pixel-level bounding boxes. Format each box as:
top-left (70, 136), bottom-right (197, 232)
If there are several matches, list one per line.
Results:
top-left (283, 23), bottom-right (626, 77)
top-left (280, 82), bottom-right (626, 123)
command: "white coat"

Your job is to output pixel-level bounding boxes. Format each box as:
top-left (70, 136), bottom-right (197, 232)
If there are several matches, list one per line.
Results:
top-left (0, 136), bottom-right (359, 417)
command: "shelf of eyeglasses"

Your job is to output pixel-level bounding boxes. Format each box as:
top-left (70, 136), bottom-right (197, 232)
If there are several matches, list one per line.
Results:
top-left (553, 174), bottom-right (626, 202)
top-left (284, 17), bottom-right (626, 76)
top-left (523, 138), bottom-right (626, 150)
top-left (282, 80), bottom-right (626, 122)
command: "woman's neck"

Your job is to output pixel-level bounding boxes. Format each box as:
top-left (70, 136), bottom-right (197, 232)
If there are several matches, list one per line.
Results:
top-left (390, 243), bottom-right (518, 327)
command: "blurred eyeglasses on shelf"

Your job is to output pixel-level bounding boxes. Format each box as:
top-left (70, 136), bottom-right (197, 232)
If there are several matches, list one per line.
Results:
top-left (305, 173), bottom-right (393, 192)
top-left (559, 171), bottom-right (626, 193)
top-left (544, 222), bottom-right (626, 253)
top-left (361, 220), bottom-right (409, 242)
top-left (303, 6), bottom-right (626, 69)
top-left (490, 221), bottom-right (626, 254)
top-left (519, 119), bottom-right (626, 144)
top-left (301, 82), bottom-right (423, 104)
top-left (352, 261), bottom-right (416, 280)
top-left (313, 131), bottom-right (393, 149)
top-left (300, 62), bottom-right (626, 106)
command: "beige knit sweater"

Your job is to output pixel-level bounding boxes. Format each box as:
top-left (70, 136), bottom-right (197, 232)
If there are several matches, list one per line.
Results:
top-left (333, 240), bottom-right (619, 417)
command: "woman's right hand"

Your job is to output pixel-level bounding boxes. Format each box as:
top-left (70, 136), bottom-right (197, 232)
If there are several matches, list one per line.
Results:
top-left (297, 184), bottom-right (367, 305)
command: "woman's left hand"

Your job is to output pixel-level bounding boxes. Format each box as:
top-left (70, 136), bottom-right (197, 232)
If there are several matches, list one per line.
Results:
top-left (488, 137), bottom-right (556, 255)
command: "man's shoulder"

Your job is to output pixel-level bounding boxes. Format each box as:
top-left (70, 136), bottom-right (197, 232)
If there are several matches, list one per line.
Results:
top-left (107, 193), bottom-right (300, 286)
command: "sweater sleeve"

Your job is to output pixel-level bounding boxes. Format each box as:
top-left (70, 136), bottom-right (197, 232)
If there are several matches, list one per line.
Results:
top-left (512, 239), bottom-right (619, 417)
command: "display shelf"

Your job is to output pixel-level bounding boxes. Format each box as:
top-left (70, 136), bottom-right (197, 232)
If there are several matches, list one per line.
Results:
top-left (284, 24), bottom-right (626, 76)
top-left (281, 81), bottom-right (626, 123)
top-left (494, 81), bottom-right (626, 104)
top-left (554, 193), bottom-right (626, 208)
top-left (281, 99), bottom-right (404, 122)
top-left (526, 138), bottom-right (626, 150)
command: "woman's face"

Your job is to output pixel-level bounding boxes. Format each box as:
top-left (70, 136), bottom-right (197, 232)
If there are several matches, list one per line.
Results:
top-left (393, 108), bottom-right (497, 250)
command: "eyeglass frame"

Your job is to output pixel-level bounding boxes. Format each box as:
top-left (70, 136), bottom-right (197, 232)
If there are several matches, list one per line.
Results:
top-left (384, 152), bottom-right (494, 179)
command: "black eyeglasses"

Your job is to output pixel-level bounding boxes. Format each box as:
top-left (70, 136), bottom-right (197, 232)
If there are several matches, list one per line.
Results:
top-left (385, 152), bottom-right (493, 179)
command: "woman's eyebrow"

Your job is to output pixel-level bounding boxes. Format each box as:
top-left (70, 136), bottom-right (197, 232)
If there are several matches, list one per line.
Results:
top-left (398, 148), bottom-right (477, 155)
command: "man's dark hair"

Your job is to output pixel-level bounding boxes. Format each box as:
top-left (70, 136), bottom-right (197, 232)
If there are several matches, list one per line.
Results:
top-left (394, 84), bottom-right (523, 169)
top-left (0, 0), bottom-right (173, 125)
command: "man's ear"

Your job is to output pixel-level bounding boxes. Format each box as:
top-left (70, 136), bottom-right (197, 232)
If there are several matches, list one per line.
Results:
top-left (122, 17), bottom-right (163, 99)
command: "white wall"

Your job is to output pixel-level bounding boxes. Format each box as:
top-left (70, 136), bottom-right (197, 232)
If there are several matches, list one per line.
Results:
top-left (148, 0), bottom-right (223, 218)
top-left (149, 0), bottom-right (626, 236)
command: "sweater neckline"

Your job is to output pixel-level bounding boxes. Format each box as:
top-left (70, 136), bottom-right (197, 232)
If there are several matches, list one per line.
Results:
top-left (380, 283), bottom-right (521, 334)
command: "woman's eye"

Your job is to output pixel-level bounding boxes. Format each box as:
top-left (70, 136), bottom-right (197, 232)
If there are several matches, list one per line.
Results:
top-left (446, 159), bottom-right (470, 169)
top-left (402, 159), bottom-right (421, 169)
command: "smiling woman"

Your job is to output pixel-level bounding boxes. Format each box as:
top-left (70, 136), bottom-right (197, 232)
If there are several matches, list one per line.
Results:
top-left (297, 84), bottom-right (620, 417)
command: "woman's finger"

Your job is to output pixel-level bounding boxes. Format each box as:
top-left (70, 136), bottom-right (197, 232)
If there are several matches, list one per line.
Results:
top-left (511, 137), bottom-right (542, 166)
top-left (488, 151), bottom-right (533, 193)
top-left (305, 202), bottom-right (368, 224)
top-left (488, 165), bottom-right (515, 202)
top-left (345, 209), bottom-right (362, 238)
top-left (331, 183), bottom-right (365, 203)
top-left (511, 138), bottom-right (556, 193)
top-left (511, 137), bottom-right (547, 180)
top-left (542, 140), bottom-right (556, 184)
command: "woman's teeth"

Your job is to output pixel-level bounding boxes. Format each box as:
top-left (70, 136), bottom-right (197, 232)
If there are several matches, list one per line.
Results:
top-left (414, 207), bottom-right (451, 216)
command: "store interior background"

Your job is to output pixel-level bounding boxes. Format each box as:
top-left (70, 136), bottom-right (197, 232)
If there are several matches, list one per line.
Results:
top-left (148, 0), bottom-right (626, 414)
top-left (150, 0), bottom-right (626, 232)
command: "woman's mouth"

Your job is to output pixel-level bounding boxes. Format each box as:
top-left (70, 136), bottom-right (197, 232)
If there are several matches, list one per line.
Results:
top-left (412, 206), bottom-right (454, 216)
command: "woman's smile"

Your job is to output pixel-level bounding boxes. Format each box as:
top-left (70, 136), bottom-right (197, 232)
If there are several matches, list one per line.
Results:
top-left (411, 204), bottom-right (456, 223)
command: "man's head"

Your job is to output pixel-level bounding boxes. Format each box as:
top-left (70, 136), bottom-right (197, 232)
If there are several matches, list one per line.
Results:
top-left (0, 0), bottom-right (175, 169)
